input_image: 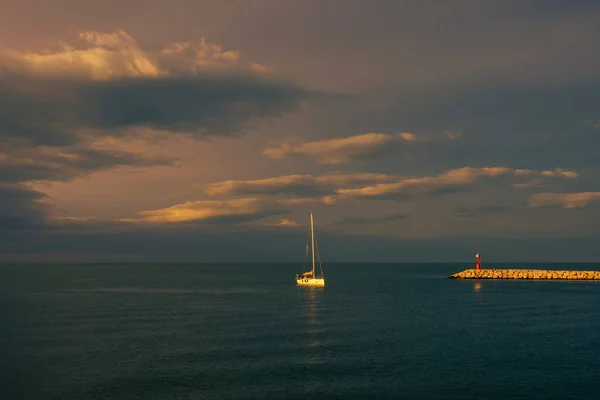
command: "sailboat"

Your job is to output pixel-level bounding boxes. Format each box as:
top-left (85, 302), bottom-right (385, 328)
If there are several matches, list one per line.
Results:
top-left (295, 212), bottom-right (325, 287)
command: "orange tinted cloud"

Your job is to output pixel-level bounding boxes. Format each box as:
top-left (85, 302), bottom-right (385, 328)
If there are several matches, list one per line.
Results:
top-left (204, 173), bottom-right (396, 197)
top-left (529, 192), bottom-right (600, 209)
top-left (1, 29), bottom-right (267, 80)
top-left (324, 167), bottom-right (578, 203)
top-left (125, 197), bottom-right (281, 223)
top-left (263, 132), bottom-right (426, 164)
top-left (271, 218), bottom-right (299, 227)
top-left (201, 167), bottom-right (578, 206)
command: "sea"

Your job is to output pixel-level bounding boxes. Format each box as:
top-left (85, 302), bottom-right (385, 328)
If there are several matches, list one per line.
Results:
top-left (2, 262), bottom-right (600, 400)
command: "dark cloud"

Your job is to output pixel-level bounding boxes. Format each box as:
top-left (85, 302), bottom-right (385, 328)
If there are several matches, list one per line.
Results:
top-left (0, 138), bottom-right (176, 232)
top-left (0, 73), bottom-right (314, 146)
top-left (412, 83), bottom-right (600, 172)
top-left (454, 205), bottom-right (510, 219)
top-left (0, 138), bottom-right (177, 234)
top-left (311, 81), bottom-right (600, 179)
top-left (2, 220), bottom-right (599, 262)
top-left (0, 184), bottom-right (48, 231)
top-left (333, 213), bottom-right (409, 226)
top-left (82, 74), bottom-right (313, 134)
top-left (0, 146), bottom-right (175, 183)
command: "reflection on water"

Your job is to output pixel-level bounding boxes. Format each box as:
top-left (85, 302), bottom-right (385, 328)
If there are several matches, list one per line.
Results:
top-left (473, 280), bottom-right (482, 292)
top-left (299, 287), bottom-right (324, 364)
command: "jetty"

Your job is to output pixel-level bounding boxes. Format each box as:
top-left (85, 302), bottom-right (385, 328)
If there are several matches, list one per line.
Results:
top-left (449, 269), bottom-right (600, 280)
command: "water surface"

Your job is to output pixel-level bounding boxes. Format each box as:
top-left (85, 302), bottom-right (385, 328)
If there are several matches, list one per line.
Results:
top-left (2, 262), bottom-right (600, 399)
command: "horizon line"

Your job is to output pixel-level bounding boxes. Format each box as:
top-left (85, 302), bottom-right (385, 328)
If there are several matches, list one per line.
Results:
top-left (1, 261), bottom-right (598, 265)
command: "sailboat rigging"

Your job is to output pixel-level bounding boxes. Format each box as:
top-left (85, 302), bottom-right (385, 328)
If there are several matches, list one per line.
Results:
top-left (295, 212), bottom-right (325, 287)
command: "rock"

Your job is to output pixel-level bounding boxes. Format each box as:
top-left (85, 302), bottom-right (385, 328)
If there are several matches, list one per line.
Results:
top-left (449, 269), bottom-right (600, 280)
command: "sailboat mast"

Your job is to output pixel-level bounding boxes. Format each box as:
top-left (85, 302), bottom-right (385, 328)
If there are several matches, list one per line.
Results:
top-left (310, 212), bottom-right (315, 276)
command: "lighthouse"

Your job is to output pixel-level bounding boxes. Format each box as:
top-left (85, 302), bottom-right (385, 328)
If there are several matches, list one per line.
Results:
top-left (476, 253), bottom-right (481, 270)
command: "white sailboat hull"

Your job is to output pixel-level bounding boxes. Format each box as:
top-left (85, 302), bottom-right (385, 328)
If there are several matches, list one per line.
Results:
top-left (296, 277), bottom-right (325, 287)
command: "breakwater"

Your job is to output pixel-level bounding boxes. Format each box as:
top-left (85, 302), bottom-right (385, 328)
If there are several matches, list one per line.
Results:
top-left (449, 269), bottom-right (600, 280)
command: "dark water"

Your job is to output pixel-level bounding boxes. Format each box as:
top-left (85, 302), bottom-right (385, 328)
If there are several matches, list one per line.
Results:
top-left (2, 263), bottom-right (600, 399)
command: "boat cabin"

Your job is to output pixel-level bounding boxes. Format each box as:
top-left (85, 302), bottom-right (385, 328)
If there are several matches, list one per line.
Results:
top-left (296, 271), bottom-right (314, 279)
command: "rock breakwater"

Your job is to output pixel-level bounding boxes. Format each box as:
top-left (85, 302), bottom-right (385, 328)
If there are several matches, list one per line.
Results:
top-left (449, 269), bottom-right (600, 280)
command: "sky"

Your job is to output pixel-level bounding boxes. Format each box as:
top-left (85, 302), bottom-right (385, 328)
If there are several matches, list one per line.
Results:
top-left (1, 0), bottom-right (599, 262)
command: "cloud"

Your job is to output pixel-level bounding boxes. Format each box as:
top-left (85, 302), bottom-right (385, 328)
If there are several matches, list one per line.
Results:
top-left (124, 198), bottom-right (285, 224)
top-left (158, 37), bottom-right (269, 74)
top-left (2, 29), bottom-right (266, 80)
top-left (204, 173), bottom-right (396, 197)
top-left (0, 30), bottom-right (314, 146)
top-left (3, 30), bottom-right (160, 80)
top-left (529, 192), bottom-right (600, 209)
top-left (0, 30), bottom-right (317, 235)
top-left (262, 132), bottom-right (430, 164)
top-left (267, 218), bottom-right (300, 228)
top-left (333, 212), bottom-right (409, 225)
top-left (0, 127), bottom-right (177, 233)
top-left (0, 143), bottom-right (174, 183)
top-left (0, 183), bottom-right (48, 231)
top-left (325, 167), bottom-right (578, 203)
top-left (202, 168), bottom-right (578, 205)
top-left (454, 205), bottom-right (510, 219)
top-left (4, 217), bottom-right (599, 262)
